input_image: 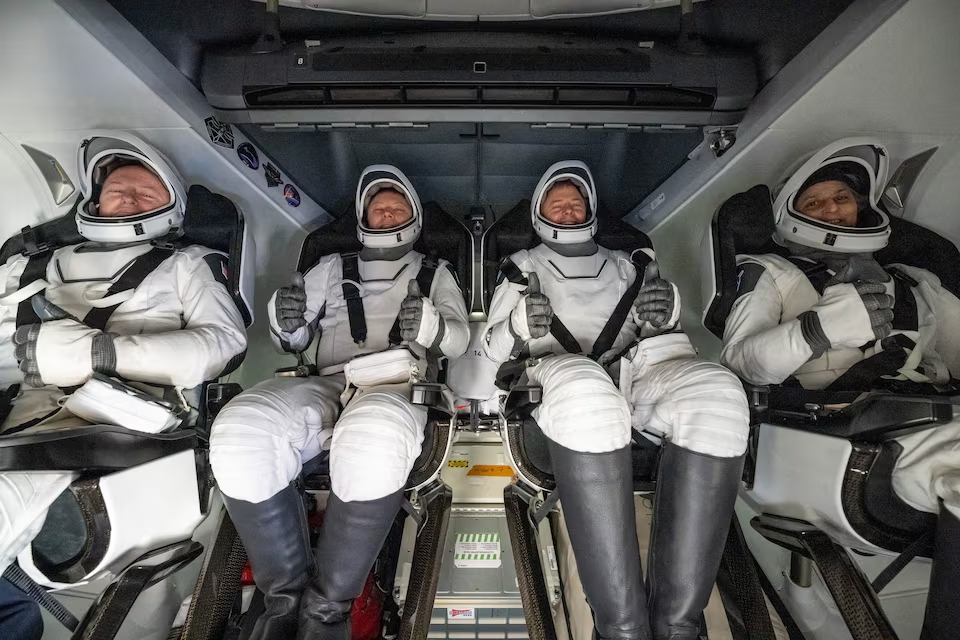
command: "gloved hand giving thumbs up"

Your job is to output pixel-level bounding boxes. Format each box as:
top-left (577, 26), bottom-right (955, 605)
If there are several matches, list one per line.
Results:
top-left (274, 272), bottom-right (313, 353)
top-left (399, 278), bottom-right (445, 347)
top-left (509, 272), bottom-right (553, 341)
top-left (633, 261), bottom-right (680, 330)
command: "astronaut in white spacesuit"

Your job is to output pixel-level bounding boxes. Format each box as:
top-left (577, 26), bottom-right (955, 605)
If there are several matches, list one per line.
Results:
top-left (0, 133), bottom-right (248, 634)
top-left (483, 161), bottom-right (750, 640)
top-left (209, 165), bottom-right (469, 640)
top-left (721, 138), bottom-right (960, 639)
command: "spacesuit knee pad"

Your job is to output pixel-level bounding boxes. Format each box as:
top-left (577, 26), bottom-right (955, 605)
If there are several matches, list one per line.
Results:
top-left (330, 389), bottom-right (427, 502)
top-left (210, 378), bottom-right (340, 504)
top-left (528, 355), bottom-right (631, 453)
top-left (644, 360), bottom-right (749, 458)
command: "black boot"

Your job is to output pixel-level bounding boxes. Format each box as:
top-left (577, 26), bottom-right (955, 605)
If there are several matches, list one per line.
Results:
top-left (920, 504), bottom-right (960, 640)
top-left (549, 441), bottom-right (652, 640)
top-left (223, 482), bottom-right (313, 640)
top-left (647, 443), bottom-right (744, 640)
top-left (296, 490), bottom-right (404, 640)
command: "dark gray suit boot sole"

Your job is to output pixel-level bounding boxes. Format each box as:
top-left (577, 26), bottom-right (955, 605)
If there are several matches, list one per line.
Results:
top-left (549, 440), bottom-right (652, 640)
top-left (223, 483), bottom-right (313, 640)
top-left (296, 489), bottom-right (405, 640)
top-left (647, 443), bottom-right (744, 640)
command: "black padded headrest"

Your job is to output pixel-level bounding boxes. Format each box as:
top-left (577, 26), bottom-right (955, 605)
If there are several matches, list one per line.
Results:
top-left (297, 202), bottom-right (472, 303)
top-left (703, 184), bottom-right (960, 338)
top-left (483, 199), bottom-right (653, 307)
top-left (0, 203), bottom-right (85, 265)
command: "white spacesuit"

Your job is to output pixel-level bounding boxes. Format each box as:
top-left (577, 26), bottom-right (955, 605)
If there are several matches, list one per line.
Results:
top-left (0, 133), bottom-right (247, 578)
top-left (721, 138), bottom-right (960, 640)
top-left (209, 165), bottom-right (469, 640)
top-left (483, 161), bottom-right (749, 640)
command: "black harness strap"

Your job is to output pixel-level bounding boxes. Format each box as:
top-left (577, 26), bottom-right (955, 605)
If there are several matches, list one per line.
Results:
top-left (588, 250), bottom-right (652, 360)
top-left (15, 252), bottom-right (54, 328)
top-left (549, 317), bottom-right (583, 355)
top-left (824, 334), bottom-right (916, 393)
top-left (786, 256), bottom-right (832, 295)
top-left (889, 267), bottom-right (920, 332)
top-left (83, 247), bottom-right (176, 331)
top-left (341, 252), bottom-right (367, 345)
top-left (388, 256), bottom-right (442, 346)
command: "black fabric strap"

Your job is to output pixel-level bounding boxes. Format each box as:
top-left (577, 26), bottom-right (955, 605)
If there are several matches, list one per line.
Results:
top-left (388, 256), bottom-right (441, 346)
top-left (15, 252), bottom-right (54, 328)
top-left (889, 268), bottom-right (919, 332)
top-left (549, 316), bottom-right (582, 355)
top-left (499, 258), bottom-right (526, 287)
top-left (3, 562), bottom-right (79, 631)
top-left (499, 259), bottom-right (583, 354)
top-left (83, 247), bottom-right (175, 331)
top-left (871, 528), bottom-right (935, 593)
top-left (341, 252), bottom-right (367, 345)
top-left (824, 334), bottom-right (916, 393)
top-left (787, 256), bottom-right (831, 295)
top-left (588, 251), bottom-right (652, 360)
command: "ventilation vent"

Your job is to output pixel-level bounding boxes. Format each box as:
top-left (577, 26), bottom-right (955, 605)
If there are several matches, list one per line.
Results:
top-left (244, 85), bottom-right (716, 109)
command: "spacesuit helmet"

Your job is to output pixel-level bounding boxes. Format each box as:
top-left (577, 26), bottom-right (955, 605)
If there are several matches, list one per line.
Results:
top-left (76, 132), bottom-right (187, 243)
top-left (773, 138), bottom-right (890, 253)
top-left (355, 165), bottom-right (423, 249)
top-left (531, 160), bottom-right (599, 245)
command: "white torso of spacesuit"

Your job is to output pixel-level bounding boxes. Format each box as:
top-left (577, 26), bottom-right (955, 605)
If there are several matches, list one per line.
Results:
top-left (0, 241), bottom-right (248, 427)
top-left (723, 253), bottom-right (960, 389)
top-left (492, 244), bottom-right (643, 360)
top-left (272, 250), bottom-right (468, 369)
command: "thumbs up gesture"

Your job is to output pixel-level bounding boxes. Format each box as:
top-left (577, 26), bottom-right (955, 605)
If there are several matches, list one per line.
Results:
top-left (509, 271), bottom-right (554, 341)
top-left (400, 277), bottom-right (443, 346)
top-left (633, 261), bottom-right (679, 330)
top-left (276, 272), bottom-right (308, 332)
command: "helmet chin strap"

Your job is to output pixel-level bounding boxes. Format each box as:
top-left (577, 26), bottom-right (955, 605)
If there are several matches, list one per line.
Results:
top-left (543, 238), bottom-right (598, 257)
top-left (359, 241), bottom-right (415, 262)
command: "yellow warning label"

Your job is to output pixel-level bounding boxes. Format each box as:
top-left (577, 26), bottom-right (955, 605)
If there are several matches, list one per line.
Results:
top-left (448, 460), bottom-right (469, 468)
top-left (466, 465), bottom-right (515, 477)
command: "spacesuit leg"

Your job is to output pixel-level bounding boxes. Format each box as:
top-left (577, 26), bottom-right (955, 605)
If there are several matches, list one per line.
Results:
top-left (0, 472), bottom-right (76, 577)
top-left (210, 375), bottom-right (343, 640)
top-left (528, 355), bottom-right (651, 640)
top-left (890, 422), bottom-right (960, 640)
top-left (629, 357), bottom-right (748, 640)
top-left (298, 385), bottom-right (425, 640)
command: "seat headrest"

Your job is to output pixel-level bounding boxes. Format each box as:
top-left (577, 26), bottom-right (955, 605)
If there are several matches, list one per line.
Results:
top-left (297, 202), bottom-right (472, 303)
top-left (703, 184), bottom-right (960, 338)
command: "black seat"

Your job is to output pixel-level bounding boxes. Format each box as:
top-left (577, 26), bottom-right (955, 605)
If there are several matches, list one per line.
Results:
top-left (485, 201), bottom-right (660, 491)
top-left (703, 184), bottom-right (960, 554)
top-left (298, 201), bottom-right (472, 304)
